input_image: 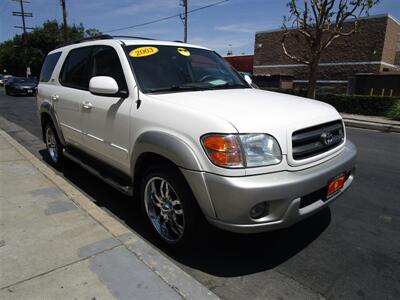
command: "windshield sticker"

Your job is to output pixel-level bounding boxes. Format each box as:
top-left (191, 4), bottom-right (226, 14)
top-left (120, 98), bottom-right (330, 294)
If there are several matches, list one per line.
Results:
top-left (130, 47), bottom-right (159, 57)
top-left (177, 47), bottom-right (191, 56)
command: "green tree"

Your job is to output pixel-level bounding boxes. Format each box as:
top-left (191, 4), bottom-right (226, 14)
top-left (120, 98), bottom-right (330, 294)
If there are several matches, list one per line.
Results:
top-left (282, 0), bottom-right (379, 99)
top-left (0, 20), bottom-right (102, 77)
top-left (85, 28), bottom-right (103, 38)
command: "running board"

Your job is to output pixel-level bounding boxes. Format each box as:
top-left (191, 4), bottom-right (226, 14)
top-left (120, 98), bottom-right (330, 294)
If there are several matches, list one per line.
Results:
top-left (62, 149), bottom-right (133, 196)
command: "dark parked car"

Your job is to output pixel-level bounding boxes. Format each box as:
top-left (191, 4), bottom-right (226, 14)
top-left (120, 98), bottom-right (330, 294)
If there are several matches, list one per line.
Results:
top-left (5, 77), bottom-right (37, 96)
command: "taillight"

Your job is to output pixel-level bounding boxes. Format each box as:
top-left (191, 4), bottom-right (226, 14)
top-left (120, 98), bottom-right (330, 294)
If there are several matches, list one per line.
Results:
top-left (201, 134), bottom-right (243, 168)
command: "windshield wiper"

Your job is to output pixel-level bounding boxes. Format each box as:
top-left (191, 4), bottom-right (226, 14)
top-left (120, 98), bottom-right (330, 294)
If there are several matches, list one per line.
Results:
top-left (148, 85), bottom-right (210, 94)
top-left (211, 82), bottom-right (249, 89)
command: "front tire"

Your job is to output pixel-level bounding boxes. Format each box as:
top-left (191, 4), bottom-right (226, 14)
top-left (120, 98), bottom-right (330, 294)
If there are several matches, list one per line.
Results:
top-left (44, 122), bottom-right (65, 168)
top-left (140, 165), bottom-right (202, 251)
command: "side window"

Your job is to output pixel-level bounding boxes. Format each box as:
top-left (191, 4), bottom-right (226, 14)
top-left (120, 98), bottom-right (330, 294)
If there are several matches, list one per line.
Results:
top-left (60, 47), bottom-right (92, 90)
top-left (40, 52), bottom-right (61, 82)
top-left (92, 46), bottom-right (128, 91)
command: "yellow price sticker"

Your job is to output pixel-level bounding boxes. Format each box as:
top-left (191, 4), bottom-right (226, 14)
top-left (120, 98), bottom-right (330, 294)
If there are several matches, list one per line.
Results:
top-left (177, 47), bottom-right (190, 56)
top-left (130, 46), bottom-right (159, 57)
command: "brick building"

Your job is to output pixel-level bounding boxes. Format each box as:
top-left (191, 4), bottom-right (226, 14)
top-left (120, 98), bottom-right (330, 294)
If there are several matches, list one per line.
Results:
top-left (224, 54), bottom-right (254, 74)
top-left (253, 14), bottom-right (400, 93)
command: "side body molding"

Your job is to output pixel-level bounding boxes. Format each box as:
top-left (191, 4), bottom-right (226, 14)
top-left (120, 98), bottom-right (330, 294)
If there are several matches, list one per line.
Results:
top-left (39, 101), bottom-right (67, 146)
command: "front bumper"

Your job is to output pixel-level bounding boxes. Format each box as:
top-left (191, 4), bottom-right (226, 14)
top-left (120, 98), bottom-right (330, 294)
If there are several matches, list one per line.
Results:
top-left (182, 140), bottom-right (357, 233)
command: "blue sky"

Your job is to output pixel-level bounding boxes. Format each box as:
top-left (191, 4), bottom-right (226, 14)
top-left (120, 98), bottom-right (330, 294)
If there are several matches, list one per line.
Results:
top-left (1, 0), bottom-right (399, 55)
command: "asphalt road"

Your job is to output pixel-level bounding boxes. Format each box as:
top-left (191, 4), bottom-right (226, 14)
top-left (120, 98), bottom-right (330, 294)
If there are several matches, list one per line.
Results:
top-left (1, 88), bottom-right (399, 300)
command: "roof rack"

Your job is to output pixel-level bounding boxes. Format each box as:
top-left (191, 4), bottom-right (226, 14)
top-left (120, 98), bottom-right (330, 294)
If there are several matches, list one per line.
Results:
top-left (55, 34), bottom-right (112, 49)
top-left (111, 35), bottom-right (155, 41)
top-left (55, 35), bottom-right (184, 49)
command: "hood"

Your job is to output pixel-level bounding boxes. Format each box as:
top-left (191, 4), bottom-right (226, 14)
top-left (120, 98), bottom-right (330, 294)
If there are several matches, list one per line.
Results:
top-left (146, 88), bottom-right (341, 153)
top-left (13, 82), bottom-right (37, 88)
top-left (146, 88), bottom-right (341, 130)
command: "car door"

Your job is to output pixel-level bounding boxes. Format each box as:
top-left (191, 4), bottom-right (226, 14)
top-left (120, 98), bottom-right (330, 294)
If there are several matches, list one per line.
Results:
top-left (80, 45), bottom-right (133, 172)
top-left (55, 46), bottom-right (93, 146)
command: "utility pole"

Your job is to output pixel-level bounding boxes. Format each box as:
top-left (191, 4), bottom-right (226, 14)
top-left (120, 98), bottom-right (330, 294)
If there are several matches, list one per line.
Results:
top-left (60, 0), bottom-right (68, 41)
top-left (12, 0), bottom-right (33, 77)
top-left (180, 0), bottom-right (188, 43)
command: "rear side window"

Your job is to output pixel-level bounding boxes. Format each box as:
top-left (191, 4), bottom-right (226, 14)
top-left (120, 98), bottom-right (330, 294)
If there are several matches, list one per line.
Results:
top-left (60, 47), bottom-right (92, 90)
top-left (40, 52), bottom-right (61, 82)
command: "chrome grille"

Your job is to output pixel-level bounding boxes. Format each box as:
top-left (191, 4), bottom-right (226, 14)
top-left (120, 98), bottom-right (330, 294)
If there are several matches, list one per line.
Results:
top-left (292, 120), bottom-right (344, 160)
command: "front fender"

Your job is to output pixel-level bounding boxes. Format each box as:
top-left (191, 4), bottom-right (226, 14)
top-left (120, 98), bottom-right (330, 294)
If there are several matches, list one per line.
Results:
top-left (131, 131), bottom-right (217, 219)
top-left (39, 101), bottom-right (66, 146)
top-left (131, 131), bottom-right (202, 173)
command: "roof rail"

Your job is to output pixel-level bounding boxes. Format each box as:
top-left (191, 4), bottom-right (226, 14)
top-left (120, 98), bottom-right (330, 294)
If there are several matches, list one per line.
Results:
top-left (54, 35), bottom-right (185, 49)
top-left (55, 34), bottom-right (112, 49)
top-left (111, 35), bottom-right (155, 41)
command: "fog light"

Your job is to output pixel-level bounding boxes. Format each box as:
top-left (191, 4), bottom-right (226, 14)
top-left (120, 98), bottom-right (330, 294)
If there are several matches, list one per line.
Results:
top-left (250, 202), bottom-right (269, 219)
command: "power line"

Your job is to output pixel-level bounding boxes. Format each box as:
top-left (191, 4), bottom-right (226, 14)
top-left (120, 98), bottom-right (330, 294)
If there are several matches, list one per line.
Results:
top-left (104, 0), bottom-right (229, 34)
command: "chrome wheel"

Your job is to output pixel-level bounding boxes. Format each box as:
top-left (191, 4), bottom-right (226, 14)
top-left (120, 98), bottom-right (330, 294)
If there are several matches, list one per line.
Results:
top-left (45, 126), bottom-right (58, 163)
top-left (144, 177), bottom-right (185, 242)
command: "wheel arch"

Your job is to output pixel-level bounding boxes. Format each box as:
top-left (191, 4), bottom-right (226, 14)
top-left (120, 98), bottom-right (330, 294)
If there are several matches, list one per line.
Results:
top-left (130, 131), bottom-right (202, 180)
top-left (39, 101), bottom-right (66, 146)
top-left (131, 131), bottom-right (217, 219)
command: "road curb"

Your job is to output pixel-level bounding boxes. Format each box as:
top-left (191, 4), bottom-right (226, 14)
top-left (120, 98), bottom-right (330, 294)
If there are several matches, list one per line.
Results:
top-left (343, 119), bottom-right (400, 133)
top-left (0, 128), bottom-right (219, 300)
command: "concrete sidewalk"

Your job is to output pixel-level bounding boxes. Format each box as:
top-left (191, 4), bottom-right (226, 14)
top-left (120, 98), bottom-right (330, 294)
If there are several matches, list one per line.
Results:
top-left (0, 129), bottom-right (218, 300)
top-left (341, 113), bottom-right (400, 133)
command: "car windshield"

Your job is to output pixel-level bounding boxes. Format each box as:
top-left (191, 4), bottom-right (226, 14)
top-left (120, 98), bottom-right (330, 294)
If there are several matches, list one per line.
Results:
top-left (12, 77), bottom-right (35, 83)
top-left (125, 45), bottom-right (249, 93)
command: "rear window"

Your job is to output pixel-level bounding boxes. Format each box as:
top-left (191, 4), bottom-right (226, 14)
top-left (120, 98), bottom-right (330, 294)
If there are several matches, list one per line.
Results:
top-left (40, 52), bottom-right (61, 82)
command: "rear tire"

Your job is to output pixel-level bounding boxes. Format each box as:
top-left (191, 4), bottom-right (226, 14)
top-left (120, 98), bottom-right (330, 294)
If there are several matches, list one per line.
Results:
top-left (44, 122), bottom-right (65, 168)
top-left (140, 164), bottom-right (202, 251)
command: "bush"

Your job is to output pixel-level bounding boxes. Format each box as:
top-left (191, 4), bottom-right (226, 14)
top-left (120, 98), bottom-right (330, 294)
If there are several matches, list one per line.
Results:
top-left (263, 89), bottom-right (400, 120)
top-left (386, 101), bottom-right (400, 120)
top-left (316, 94), bottom-right (400, 120)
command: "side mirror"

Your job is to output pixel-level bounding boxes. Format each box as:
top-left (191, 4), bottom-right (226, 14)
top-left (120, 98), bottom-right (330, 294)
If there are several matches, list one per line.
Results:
top-left (244, 74), bottom-right (253, 86)
top-left (89, 76), bottom-right (119, 96)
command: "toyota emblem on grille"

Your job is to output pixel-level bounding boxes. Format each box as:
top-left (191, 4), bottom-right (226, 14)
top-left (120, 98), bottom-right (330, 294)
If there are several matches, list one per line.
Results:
top-left (321, 132), bottom-right (334, 145)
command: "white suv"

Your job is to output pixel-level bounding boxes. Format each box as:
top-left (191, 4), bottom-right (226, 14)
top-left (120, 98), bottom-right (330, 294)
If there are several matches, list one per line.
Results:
top-left (37, 36), bottom-right (356, 249)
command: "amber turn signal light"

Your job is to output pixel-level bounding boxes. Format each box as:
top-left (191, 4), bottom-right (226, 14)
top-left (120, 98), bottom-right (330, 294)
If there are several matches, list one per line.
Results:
top-left (201, 134), bottom-right (243, 167)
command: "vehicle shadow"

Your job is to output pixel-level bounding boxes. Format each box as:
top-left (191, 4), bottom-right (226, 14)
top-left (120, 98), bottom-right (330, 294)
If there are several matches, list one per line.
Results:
top-left (171, 207), bottom-right (331, 277)
top-left (40, 149), bottom-right (331, 277)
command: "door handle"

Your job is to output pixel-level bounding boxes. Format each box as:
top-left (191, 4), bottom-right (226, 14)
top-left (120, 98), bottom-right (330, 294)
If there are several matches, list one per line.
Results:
top-left (51, 94), bottom-right (59, 101)
top-left (82, 101), bottom-right (93, 110)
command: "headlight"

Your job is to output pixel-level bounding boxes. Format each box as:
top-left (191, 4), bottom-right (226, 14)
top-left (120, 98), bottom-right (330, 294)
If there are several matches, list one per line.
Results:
top-left (239, 134), bottom-right (282, 167)
top-left (201, 133), bottom-right (281, 168)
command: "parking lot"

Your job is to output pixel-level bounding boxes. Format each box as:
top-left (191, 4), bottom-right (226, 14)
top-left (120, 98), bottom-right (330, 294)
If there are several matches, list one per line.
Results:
top-left (1, 88), bottom-right (399, 299)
